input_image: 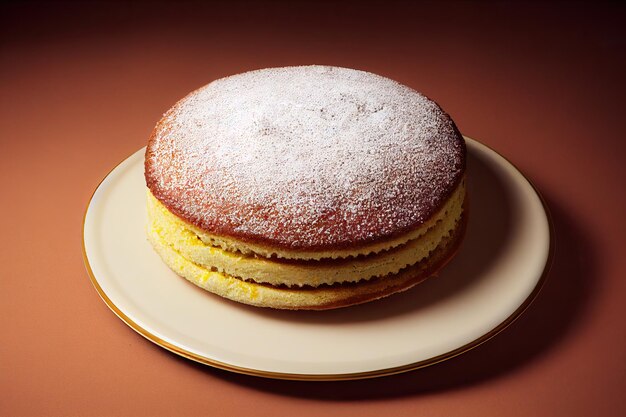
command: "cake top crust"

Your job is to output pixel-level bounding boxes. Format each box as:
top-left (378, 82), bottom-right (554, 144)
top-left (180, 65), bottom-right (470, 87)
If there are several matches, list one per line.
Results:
top-left (145, 66), bottom-right (465, 251)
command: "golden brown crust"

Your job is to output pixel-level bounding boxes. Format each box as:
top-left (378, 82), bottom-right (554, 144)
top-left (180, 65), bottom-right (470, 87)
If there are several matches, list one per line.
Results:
top-left (144, 66), bottom-right (466, 253)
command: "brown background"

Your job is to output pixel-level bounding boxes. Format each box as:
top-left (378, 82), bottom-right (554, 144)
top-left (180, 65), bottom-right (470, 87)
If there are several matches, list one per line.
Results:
top-left (1, 1), bottom-right (625, 416)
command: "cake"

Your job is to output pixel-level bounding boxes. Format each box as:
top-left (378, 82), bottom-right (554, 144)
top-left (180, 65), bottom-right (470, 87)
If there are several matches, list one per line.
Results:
top-left (144, 65), bottom-right (467, 310)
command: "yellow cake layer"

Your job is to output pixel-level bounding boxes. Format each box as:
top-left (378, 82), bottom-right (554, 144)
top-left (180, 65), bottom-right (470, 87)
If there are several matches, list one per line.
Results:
top-left (147, 188), bottom-right (464, 287)
top-left (147, 178), bottom-right (465, 260)
top-left (145, 219), bottom-right (463, 310)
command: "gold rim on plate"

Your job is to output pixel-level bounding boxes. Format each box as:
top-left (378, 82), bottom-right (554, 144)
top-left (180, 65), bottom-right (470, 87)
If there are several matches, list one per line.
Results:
top-left (81, 137), bottom-right (554, 381)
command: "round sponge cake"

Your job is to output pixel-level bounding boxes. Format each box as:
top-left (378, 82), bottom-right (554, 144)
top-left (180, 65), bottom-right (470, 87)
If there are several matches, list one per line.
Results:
top-left (145, 66), bottom-right (466, 309)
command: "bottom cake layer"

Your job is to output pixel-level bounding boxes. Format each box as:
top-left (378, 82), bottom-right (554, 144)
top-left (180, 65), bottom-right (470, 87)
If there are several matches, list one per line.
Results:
top-left (145, 210), bottom-right (467, 310)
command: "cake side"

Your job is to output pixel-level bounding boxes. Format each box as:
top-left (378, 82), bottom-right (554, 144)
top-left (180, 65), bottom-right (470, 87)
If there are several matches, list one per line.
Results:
top-left (146, 180), bottom-right (465, 286)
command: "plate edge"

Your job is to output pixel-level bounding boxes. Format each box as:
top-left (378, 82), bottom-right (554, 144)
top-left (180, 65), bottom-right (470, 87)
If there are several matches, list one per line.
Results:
top-left (81, 137), bottom-right (555, 381)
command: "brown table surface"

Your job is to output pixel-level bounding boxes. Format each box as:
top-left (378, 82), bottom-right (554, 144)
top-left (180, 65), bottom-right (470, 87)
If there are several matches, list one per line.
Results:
top-left (1, 1), bottom-right (625, 416)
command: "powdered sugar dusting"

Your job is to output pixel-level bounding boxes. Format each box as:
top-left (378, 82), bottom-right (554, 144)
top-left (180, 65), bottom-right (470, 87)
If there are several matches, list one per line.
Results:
top-left (145, 66), bottom-right (465, 250)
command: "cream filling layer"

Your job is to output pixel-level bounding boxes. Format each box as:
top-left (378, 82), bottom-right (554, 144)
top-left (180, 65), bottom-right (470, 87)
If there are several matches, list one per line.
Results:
top-left (146, 187), bottom-right (464, 288)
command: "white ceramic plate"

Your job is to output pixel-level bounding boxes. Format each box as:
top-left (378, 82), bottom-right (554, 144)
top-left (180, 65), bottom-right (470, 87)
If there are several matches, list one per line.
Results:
top-left (82, 137), bottom-right (552, 380)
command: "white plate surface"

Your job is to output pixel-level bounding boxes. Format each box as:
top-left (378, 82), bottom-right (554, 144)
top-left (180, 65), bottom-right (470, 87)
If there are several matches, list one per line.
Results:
top-left (83, 137), bottom-right (551, 380)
